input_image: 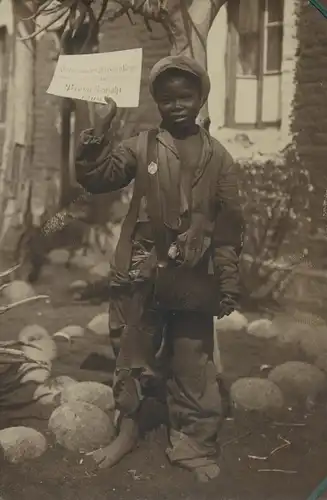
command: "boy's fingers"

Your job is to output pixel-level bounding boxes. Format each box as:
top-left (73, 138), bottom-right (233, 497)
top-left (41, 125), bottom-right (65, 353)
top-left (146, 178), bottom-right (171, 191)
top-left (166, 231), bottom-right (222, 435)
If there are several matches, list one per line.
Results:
top-left (104, 96), bottom-right (117, 108)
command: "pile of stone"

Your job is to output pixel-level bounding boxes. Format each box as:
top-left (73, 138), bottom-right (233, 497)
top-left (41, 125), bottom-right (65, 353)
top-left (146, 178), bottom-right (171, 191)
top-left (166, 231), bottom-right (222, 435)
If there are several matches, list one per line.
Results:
top-left (0, 275), bottom-right (116, 465)
top-left (216, 312), bottom-right (327, 414)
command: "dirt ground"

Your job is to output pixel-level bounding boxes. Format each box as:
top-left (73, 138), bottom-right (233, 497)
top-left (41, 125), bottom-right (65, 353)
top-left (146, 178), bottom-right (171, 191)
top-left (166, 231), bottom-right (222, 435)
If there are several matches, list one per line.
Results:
top-left (1, 264), bottom-right (327, 500)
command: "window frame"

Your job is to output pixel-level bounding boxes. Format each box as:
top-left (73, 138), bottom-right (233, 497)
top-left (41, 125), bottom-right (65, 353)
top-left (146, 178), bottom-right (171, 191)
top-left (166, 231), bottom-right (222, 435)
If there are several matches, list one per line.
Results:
top-left (225, 0), bottom-right (283, 129)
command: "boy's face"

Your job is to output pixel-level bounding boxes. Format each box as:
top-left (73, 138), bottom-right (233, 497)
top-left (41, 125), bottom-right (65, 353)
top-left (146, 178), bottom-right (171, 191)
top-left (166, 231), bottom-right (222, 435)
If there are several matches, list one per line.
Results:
top-left (154, 71), bottom-right (202, 131)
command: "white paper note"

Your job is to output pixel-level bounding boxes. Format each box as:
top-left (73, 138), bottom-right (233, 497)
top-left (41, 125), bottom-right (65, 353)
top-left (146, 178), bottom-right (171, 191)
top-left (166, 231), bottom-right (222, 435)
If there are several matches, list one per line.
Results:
top-left (47, 48), bottom-right (143, 107)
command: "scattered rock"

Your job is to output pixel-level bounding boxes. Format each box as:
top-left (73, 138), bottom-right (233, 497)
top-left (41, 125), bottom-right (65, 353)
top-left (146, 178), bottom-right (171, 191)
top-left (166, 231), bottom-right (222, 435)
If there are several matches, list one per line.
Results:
top-left (18, 362), bottom-right (51, 384)
top-left (268, 361), bottom-right (327, 401)
top-left (0, 427), bottom-right (47, 463)
top-left (48, 249), bottom-right (70, 266)
top-left (53, 325), bottom-right (85, 341)
top-left (69, 280), bottom-right (88, 293)
top-left (230, 377), bottom-right (284, 412)
top-left (299, 327), bottom-right (327, 359)
top-left (89, 262), bottom-right (111, 279)
top-left (80, 348), bottom-right (116, 373)
top-left (214, 311), bottom-right (248, 332)
top-left (34, 376), bottom-right (77, 405)
top-left (2, 281), bottom-right (35, 303)
top-left (247, 319), bottom-right (278, 339)
top-left (49, 401), bottom-right (115, 452)
top-left (275, 319), bottom-right (309, 347)
top-left (19, 325), bottom-right (57, 363)
top-left (70, 253), bottom-right (99, 270)
top-left (61, 381), bottom-right (114, 412)
top-left (87, 313), bottom-right (109, 336)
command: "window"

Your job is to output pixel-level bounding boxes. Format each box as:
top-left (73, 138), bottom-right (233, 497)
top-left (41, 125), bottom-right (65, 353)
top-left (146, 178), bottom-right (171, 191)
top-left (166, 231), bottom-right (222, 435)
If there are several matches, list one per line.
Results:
top-left (0, 26), bottom-right (8, 122)
top-left (225, 0), bottom-right (283, 128)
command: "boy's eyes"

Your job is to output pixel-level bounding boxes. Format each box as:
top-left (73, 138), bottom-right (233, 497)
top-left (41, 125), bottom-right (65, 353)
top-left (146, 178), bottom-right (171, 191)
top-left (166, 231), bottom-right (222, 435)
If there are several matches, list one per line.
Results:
top-left (158, 95), bottom-right (193, 105)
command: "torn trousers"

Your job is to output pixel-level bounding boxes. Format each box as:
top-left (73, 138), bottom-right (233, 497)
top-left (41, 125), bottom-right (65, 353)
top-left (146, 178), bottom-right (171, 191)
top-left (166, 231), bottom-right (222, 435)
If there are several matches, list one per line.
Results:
top-left (108, 283), bottom-right (222, 468)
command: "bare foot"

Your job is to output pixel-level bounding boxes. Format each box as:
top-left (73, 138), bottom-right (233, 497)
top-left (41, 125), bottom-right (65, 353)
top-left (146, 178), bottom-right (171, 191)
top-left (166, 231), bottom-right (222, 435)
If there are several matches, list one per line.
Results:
top-left (194, 463), bottom-right (220, 483)
top-left (89, 417), bottom-right (139, 469)
top-left (167, 450), bottom-right (220, 483)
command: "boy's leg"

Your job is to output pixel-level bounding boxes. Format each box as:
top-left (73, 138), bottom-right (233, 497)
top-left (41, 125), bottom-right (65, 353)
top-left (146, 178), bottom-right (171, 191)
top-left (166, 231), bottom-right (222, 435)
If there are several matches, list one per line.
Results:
top-left (166, 311), bottom-right (223, 482)
top-left (91, 293), bottom-right (164, 469)
top-left (214, 320), bottom-right (231, 418)
top-left (108, 287), bottom-right (131, 359)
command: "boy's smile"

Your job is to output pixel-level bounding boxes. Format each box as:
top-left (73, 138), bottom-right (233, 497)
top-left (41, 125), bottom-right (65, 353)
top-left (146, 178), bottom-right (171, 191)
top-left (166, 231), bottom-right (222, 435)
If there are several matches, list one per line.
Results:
top-left (153, 70), bottom-right (202, 134)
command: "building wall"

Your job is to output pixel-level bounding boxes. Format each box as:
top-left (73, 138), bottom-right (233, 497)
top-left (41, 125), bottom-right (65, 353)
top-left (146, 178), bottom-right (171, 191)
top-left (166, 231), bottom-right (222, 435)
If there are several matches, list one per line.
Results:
top-left (207, 1), bottom-right (299, 161)
top-left (292, 0), bottom-right (327, 229)
top-left (30, 14), bottom-right (171, 213)
top-left (0, 0), bottom-right (13, 157)
top-left (99, 13), bottom-right (171, 135)
top-left (32, 34), bottom-right (62, 218)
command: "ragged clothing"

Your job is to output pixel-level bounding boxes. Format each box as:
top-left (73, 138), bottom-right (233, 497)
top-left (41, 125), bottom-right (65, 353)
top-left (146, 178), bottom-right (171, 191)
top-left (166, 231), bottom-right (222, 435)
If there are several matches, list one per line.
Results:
top-left (109, 285), bottom-right (222, 469)
top-left (75, 126), bottom-right (244, 299)
top-left (75, 125), bottom-right (243, 469)
top-left (75, 54), bottom-right (244, 473)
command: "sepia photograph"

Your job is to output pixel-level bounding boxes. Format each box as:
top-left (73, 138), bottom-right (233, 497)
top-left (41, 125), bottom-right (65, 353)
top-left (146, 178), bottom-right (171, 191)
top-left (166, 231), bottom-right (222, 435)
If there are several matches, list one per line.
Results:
top-left (0, 0), bottom-right (327, 498)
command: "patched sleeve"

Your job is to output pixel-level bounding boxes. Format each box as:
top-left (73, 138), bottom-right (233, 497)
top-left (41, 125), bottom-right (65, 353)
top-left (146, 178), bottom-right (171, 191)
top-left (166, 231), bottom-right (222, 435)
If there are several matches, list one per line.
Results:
top-left (212, 150), bottom-right (244, 301)
top-left (75, 129), bottom-right (138, 194)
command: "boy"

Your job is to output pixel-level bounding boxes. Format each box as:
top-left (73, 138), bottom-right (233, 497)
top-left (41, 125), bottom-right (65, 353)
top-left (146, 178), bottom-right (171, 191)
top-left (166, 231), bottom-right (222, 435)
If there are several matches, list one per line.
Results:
top-left (75, 55), bottom-right (244, 482)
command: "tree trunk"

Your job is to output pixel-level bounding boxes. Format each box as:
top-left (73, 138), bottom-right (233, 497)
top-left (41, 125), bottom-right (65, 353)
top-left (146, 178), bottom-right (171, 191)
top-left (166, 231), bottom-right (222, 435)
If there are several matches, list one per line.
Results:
top-left (169, 0), bottom-right (228, 129)
top-left (0, 2), bottom-right (36, 276)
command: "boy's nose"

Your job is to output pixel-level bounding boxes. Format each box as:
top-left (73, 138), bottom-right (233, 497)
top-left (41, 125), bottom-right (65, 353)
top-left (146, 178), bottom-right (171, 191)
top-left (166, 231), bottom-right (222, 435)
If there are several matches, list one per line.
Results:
top-left (173, 102), bottom-right (184, 111)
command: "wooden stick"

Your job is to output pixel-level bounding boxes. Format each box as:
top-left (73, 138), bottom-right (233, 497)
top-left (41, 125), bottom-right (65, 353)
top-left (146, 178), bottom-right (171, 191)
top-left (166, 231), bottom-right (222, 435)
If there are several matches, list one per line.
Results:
top-left (258, 469), bottom-right (297, 474)
top-left (0, 295), bottom-right (49, 314)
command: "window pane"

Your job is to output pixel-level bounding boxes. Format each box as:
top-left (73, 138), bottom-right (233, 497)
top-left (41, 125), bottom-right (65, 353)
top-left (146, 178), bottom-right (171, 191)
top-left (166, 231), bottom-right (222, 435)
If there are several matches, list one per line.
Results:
top-left (237, 34), bottom-right (259, 76)
top-left (238, 0), bottom-right (259, 34)
top-left (237, 0), bottom-right (260, 76)
top-left (267, 0), bottom-right (283, 23)
top-left (266, 25), bottom-right (283, 72)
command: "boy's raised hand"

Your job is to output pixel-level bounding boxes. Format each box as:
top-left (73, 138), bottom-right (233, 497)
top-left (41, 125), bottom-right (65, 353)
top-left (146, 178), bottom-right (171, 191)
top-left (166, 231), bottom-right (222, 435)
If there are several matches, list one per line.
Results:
top-left (94, 97), bottom-right (118, 137)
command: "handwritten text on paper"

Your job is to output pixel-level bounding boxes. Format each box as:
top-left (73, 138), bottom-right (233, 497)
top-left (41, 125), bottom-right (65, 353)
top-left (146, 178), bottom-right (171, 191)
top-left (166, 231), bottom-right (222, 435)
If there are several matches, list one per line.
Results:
top-left (47, 48), bottom-right (143, 107)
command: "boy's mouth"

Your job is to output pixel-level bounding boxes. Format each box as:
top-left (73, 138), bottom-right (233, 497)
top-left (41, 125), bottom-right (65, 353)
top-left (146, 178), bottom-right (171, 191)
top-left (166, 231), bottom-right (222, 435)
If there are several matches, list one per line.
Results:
top-left (170, 114), bottom-right (188, 123)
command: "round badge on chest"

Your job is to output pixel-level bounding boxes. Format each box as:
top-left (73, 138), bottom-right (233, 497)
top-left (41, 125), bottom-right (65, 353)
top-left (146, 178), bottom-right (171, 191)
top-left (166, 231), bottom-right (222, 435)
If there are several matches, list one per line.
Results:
top-left (148, 161), bottom-right (158, 175)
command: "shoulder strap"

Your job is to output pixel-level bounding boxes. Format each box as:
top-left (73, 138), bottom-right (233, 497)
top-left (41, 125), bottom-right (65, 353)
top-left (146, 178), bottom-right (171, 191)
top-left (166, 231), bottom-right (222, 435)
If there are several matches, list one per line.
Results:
top-left (112, 131), bottom-right (149, 274)
top-left (144, 130), bottom-right (172, 263)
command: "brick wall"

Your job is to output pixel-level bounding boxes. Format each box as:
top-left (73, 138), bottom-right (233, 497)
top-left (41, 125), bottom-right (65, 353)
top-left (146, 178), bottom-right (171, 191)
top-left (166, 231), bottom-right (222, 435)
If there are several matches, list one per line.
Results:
top-left (32, 33), bottom-right (62, 217)
top-left (99, 13), bottom-right (171, 134)
top-left (292, 0), bottom-right (327, 229)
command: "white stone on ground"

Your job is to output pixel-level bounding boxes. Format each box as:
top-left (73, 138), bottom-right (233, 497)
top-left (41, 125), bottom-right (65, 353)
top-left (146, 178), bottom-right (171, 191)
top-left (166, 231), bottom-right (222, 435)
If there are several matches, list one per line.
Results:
top-left (2, 281), bottom-right (35, 303)
top-left (268, 361), bottom-right (327, 400)
top-left (230, 377), bottom-right (284, 412)
top-left (89, 262), bottom-right (111, 279)
top-left (214, 311), bottom-right (248, 332)
top-left (19, 324), bottom-right (57, 362)
top-left (0, 427), bottom-right (47, 463)
top-left (33, 376), bottom-right (77, 405)
top-left (69, 280), bottom-right (88, 293)
top-left (53, 325), bottom-right (85, 342)
top-left (275, 319), bottom-right (310, 347)
top-left (47, 249), bottom-right (70, 266)
top-left (18, 362), bottom-right (51, 384)
top-left (247, 319), bottom-right (278, 339)
top-left (49, 401), bottom-right (115, 452)
top-left (87, 313), bottom-right (109, 336)
top-left (70, 252), bottom-right (99, 270)
top-left (299, 326), bottom-right (327, 358)
top-left (60, 381), bottom-right (114, 412)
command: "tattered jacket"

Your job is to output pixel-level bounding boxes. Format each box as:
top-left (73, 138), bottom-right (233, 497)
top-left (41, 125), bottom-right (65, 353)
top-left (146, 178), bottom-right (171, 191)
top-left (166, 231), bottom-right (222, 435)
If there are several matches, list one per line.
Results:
top-left (75, 127), bottom-right (244, 303)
